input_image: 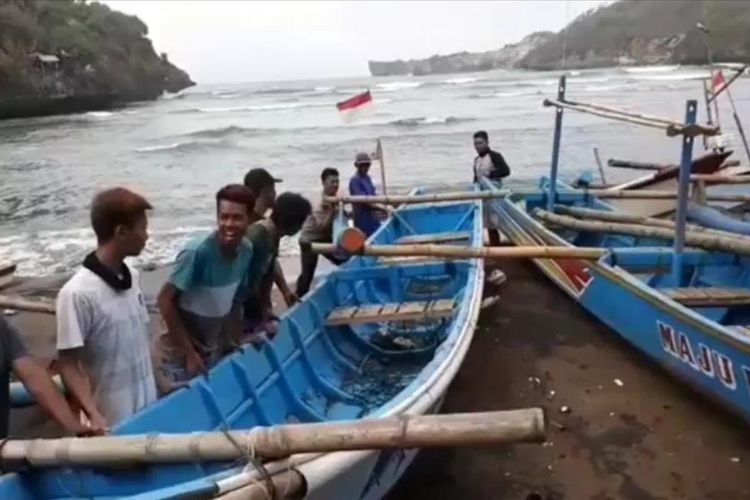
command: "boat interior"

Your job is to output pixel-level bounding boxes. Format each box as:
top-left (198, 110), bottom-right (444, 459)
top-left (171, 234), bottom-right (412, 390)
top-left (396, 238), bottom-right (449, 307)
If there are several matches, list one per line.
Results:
top-left (1, 200), bottom-right (482, 499)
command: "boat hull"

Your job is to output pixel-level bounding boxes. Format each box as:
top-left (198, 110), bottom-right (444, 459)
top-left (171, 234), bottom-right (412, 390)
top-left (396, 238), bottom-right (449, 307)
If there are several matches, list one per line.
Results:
top-left (0, 192), bottom-right (485, 499)
top-left (486, 184), bottom-right (750, 423)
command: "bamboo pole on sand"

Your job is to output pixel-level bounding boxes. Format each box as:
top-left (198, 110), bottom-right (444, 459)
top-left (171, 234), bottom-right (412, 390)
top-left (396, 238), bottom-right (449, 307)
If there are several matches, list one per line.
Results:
top-left (534, 209), bottom-right (750, 257)
top-left (0, 409), bottom-right (546, 469)
top-left (327, 190), bottom-right (510, 206)
top-left (311, 242), bottom-right (606, 260)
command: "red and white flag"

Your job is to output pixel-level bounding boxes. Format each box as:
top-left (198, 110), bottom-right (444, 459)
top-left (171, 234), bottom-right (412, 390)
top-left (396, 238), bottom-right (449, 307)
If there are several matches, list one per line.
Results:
top-left (713, 70), bottom-right (727, 95)
top-left (336, 90), bottom-right (372, 112)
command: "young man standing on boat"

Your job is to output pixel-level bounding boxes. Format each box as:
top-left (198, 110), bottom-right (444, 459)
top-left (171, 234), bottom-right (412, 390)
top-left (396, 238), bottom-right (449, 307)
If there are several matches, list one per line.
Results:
top-left (472, 130), bottom-right (510, 285)
top-left (56, 187), bottom-right (156, 428)
top-left (243, 192), bottom-right (311, 342)
top-left (156, 185), bottom-right (255, 390)
top-left (0, 316), bottom-right (98, 437)
top-left (296, 168), bottom-right (349, 298)
top-left (348, 152), bottom-right (392, 237)
top-left (243, 168), bottom-right (298, 308)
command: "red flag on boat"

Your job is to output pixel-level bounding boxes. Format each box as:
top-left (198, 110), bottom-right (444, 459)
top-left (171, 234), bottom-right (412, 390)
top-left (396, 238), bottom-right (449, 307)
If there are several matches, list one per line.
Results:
top-left (336, 90), bottom-right (372, 111)
top-left (713, 70), bottom-right (727, 95)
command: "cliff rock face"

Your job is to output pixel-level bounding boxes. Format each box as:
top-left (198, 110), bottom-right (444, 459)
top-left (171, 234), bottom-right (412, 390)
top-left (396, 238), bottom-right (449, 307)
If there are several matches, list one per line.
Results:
top-left (369, 0), bottom-right (750, 77)
top-left (368, 32), bottom-right (554, 77)
top-left (520, 0), bottom-right (750, 70)
top-left (0, 0), bottom-right (194, 119)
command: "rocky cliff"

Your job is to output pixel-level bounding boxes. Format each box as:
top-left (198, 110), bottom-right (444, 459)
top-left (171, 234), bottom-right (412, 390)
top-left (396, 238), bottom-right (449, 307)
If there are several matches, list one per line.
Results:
top-left (521, 0), bottom-right (750, 70)
top-left (369, 0), bottom-right (750, 76)
top-left (368, 32), bottom-right (554, 77)
top-left (0, 0), bottom-right (194, 119)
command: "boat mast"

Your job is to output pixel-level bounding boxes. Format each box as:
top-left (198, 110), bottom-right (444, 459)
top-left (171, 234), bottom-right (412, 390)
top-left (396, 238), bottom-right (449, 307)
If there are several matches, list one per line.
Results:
top-left (547, 76), bottom-right (566, 212)
top-left (672, 100), bottom-right (698, 285)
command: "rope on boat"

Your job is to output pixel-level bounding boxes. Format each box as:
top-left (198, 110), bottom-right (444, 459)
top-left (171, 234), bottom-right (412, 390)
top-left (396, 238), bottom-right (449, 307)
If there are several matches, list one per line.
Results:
top-left (543, 98), bottom-right (720, 138)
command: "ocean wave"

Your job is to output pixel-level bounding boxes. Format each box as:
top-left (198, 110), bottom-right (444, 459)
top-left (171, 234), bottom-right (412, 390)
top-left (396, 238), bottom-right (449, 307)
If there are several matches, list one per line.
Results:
top-left (135, 139), bottom-right (237, 153)
top-left (181, 125), bottom-right (264, 139)
top-left (85, 111), bottom-right (113, 118)
top-left (314, 86), bottom-right (334, 92)
top-left (624, 65), bottom-right (680, 73)
top-left (376, 81), bottom-right (423, 92)
top-left (443, 77), bottom-right (480, 85)
top-left (160, 92), bottom-right (185, 100)
top-left (175, 100), bottom-right (338, 114)
top-left (569, 76), bottom-right (610, 84)
top-left (390, 116), bottom-right (468, 127)
top-left (631, 72), bottom-right (709, 81)
top-left (510, 78), bottom-right (558, 87)
top-left (0, 225), bottom-right (302, 277)
top-left (256, 87), bottom-right (313, 95)
top-left (582, 84), bottom-right (627, 92)
top-left (470, 89), bottom-right (542, 99)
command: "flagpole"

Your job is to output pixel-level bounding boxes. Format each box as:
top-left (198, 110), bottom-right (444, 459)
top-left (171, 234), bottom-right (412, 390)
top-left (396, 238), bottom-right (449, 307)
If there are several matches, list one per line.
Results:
top-left (376, 138), bottom-right (387, 196)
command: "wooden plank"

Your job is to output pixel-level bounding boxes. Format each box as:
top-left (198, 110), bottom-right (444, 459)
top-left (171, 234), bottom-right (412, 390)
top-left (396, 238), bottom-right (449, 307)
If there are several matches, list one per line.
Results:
top-left (379, 303), bottom-right (400, 317)
top-left (427, 299), bottom-right (456, 318)
top-left (396, 232), bottom-right (470, 245)
top-left (352, 304), bottom-right (384, 322)
top-left (326, 306), bottom-right (359, 326)
top-left (662, 287), bottom-right (750, 306)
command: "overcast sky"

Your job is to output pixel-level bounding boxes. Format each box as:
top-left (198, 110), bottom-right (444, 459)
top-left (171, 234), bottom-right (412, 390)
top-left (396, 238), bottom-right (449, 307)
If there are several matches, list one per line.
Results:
top-left (104, 0), bottom-right (607, 84)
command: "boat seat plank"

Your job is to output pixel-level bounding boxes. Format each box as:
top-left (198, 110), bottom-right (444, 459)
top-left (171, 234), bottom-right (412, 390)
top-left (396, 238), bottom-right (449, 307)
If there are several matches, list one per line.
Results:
top-left (326, 299), bottom-right (456, 326)
top-left (428, 299), bottom-right (456, 317)
top-left (378, 256), bottom-right (446, 265)
top-left (327, 306), bottom-right (359, 325)
top-left (662, 287), bottom-right (750, 306)
top-left (396, 231), bottom-right (470, 245)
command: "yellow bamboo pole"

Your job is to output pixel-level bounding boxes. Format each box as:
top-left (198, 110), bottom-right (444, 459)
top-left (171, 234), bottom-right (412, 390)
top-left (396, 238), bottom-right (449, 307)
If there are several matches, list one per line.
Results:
top-left (327, 191), bottom-right (510, 205)
top-left (311, 243), bottom-right (606, 260)
top-left (589, 189), bottom-right (750, 203)
top-left (535, 209), bottom-right (750, 256)
top-left (215, 469), bottom-right (306, 500)
top-left (0, 409), bottom-right (546, 469)
top-left (554, 205), bottom-right (705, 232)
top-left (690, 174), bottom-right (750, 184)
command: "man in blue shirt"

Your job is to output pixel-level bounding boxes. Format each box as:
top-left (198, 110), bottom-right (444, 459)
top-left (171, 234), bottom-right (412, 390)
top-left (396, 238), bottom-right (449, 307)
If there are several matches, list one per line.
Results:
top-left (348, 152), bottom-right (390, 237)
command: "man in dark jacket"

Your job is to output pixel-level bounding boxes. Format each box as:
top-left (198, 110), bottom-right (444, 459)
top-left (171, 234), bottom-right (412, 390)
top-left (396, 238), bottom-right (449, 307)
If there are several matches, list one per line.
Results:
top-left (472, 130), bottom-right (510, 183)
top-left (472, 131), bottom-right (510, 249)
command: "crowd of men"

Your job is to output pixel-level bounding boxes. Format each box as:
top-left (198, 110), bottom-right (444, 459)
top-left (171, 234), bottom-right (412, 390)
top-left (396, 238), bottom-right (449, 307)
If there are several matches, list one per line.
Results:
top-left (0, 131), bottom-right (510, 437)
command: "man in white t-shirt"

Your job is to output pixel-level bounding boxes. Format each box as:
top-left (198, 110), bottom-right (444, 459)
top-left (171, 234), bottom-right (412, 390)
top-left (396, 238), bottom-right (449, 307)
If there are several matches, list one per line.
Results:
top-left (56, 188), bottom-right (157, 428)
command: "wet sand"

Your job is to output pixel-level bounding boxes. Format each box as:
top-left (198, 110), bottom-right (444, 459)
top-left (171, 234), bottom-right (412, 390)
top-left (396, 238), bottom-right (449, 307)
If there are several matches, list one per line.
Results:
top-left (388, 259), bottom-right (750, 500)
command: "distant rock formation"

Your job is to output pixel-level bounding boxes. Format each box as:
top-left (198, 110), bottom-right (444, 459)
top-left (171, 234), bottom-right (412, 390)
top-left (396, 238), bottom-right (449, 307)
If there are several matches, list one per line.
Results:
top-left (520, 0), bottom-right (750, 70)
top-left (0, 0), bottom-right (194, 119)
top-left (368, 32), bottom-right (554, 77)
top-left (369, 0), bottom-right (750, 76)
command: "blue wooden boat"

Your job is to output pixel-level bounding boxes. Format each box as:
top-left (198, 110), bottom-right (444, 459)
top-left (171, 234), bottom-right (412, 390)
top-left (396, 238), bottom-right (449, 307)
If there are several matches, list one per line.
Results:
top-left (0, 194), bottom-right (485, 499)
top-left (483, 177), bottom-right (750, 423)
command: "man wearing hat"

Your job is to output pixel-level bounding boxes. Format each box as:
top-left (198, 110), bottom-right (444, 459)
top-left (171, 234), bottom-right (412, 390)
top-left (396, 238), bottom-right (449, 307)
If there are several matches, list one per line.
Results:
top-left (348, 152), bottom-right (391, 237)
top-left (242, 168), bottom-right (298, 311)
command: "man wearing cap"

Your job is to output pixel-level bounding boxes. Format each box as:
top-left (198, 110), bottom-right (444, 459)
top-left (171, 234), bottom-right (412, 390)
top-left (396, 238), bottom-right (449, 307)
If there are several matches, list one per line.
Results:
top-left (348, 152), bottom-right (391, 237)
top-left (242, 168), bottom-right (298, 310)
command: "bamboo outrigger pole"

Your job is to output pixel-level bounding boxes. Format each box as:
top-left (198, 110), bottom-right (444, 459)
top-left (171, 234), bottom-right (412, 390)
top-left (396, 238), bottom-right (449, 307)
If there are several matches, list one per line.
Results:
top-left (327, 190), bottom-right (510, 205)
top-left (312, 242), bottom-right (606, 260)
top-left (0, 295), bottom-right (55, 314)
top-left (543, 98), bottom-right (719, 138)
top-left (0, 409), bottom-right (545, 469)
top-left (535, 209), bottom-right (750, 257)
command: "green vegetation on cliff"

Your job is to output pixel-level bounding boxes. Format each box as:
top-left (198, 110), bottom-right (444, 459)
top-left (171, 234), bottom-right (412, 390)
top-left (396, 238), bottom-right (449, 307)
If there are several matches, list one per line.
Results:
top-left (521, 0), bottom-right (750, 69)
top-left (0, 0), bottom-right (194, 118)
